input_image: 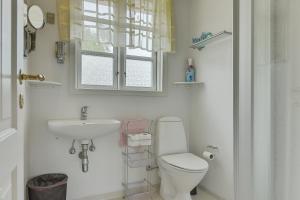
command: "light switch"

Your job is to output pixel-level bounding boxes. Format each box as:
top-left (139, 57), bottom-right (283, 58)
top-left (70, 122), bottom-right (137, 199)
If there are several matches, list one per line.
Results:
top-left (46, 12), bottom-right (55, 24)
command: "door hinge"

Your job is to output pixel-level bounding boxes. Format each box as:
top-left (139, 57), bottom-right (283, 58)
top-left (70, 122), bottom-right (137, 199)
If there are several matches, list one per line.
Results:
top-left (19, 94), bottom-right (24, 109)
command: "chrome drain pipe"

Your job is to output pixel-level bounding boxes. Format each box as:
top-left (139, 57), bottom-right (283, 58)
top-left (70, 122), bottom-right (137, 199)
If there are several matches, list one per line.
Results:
top-left (79, 144), bottom-right (89, 173)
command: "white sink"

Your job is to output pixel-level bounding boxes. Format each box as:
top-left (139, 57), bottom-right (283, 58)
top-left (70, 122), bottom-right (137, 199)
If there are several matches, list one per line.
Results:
top-left (48, 119), bottom-right (121, 140)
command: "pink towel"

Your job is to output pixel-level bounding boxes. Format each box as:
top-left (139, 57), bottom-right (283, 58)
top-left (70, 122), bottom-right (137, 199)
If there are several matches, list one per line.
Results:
top-left (119, 119), bottom-right (150, 147)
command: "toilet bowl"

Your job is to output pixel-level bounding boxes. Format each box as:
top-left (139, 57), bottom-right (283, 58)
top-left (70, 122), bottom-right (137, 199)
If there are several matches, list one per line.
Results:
top-left (158, 153), bottom-right (208, 200)
top-left (156, 117), bottom-right (209, 200)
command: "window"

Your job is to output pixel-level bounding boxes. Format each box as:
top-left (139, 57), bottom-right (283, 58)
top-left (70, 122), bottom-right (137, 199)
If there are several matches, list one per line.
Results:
top-left (76, 43), bottom-right (162, 92)
top-left (122, 47), bottom-right (158, 91)
top-left (75, 0), bottom-right (163, 92)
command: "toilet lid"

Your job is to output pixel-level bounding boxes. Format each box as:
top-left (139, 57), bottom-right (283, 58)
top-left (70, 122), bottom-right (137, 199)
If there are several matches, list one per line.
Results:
top-left (161, 153), bottom-right (209, 172)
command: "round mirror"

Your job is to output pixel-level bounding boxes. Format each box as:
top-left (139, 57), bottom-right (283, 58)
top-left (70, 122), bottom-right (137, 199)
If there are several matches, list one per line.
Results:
top-left (27, 5), bottom-right (44, 30)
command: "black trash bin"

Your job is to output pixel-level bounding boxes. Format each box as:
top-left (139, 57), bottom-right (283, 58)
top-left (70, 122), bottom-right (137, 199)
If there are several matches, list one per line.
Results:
top-left (27, 174), bottom-right (68, 200)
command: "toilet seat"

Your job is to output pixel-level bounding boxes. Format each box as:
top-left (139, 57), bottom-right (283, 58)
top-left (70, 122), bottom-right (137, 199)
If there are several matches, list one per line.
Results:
top-left (160, 153), bottom-right (209, 173)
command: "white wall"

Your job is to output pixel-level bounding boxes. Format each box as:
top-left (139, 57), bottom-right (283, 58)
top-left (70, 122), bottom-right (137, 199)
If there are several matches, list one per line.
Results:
top-left (26, 0), bottom-right (235, 199)
top-left (188, 0), bottom-right (234, 199)
top-left (24, 58), bottom-right (30, 186)
top-left (27, 0), bottom-right (192, 199)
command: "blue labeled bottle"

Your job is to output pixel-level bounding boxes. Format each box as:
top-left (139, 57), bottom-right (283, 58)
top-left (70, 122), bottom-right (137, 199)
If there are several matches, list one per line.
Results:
top-left (186, 58), bottom-right (195, 82)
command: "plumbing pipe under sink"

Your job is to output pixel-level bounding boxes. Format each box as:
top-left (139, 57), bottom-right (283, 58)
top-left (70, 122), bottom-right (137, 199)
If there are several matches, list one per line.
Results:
top-left (79, 143), bottom-right (89, 173)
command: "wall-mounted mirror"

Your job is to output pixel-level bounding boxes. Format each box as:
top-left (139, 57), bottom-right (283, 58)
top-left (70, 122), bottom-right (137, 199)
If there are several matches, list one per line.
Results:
top-left (24, 4), bottom-right (45, 57)
top-left (27, 5), bottom-right (44, 30)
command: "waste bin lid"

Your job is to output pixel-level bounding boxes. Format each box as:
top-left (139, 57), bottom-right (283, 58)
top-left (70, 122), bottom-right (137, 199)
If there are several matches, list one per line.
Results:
top-left (27, 174), bottom-right (68, 190)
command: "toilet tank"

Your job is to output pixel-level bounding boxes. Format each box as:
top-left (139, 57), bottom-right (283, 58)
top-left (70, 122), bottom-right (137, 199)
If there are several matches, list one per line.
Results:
top-left (156, 117), bottom-right (188, 157)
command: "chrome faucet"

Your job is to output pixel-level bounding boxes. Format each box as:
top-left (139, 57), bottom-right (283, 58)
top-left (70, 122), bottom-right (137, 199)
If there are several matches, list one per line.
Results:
top-left (81, 106), bottom-right (88, 120)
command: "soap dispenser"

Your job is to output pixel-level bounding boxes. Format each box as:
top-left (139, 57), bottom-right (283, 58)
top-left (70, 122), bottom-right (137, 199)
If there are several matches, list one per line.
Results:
top-left (185, 58), bottom-right (195, 82)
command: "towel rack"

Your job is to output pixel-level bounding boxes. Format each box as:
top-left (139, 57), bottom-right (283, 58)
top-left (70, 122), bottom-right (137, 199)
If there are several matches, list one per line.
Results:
top-left (190, 30), bottom-right (232, 51)
top-left (122, 120), bottom-right (155, 200)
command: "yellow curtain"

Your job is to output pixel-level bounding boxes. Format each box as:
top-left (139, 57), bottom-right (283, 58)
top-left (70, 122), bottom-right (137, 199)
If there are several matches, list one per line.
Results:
top-left (57, 0), bottom-right (175, 52)
top-left (153, 0), bottom-right (175, 52)
top-left (57, 0), bottom-right (70, 41)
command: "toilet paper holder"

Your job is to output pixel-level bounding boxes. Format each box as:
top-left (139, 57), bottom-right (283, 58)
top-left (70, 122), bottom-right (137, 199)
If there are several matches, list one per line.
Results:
top-left (202, 145), bottom-right (219, 161)
top-left (206, 145), bottom-right (219, 153)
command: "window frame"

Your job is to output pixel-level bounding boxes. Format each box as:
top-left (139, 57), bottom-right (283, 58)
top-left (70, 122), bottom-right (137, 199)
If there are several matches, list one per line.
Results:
top-left (75, 41), bottom-right (163, 92)
top-left (76, 0), bottom-right (163, 92)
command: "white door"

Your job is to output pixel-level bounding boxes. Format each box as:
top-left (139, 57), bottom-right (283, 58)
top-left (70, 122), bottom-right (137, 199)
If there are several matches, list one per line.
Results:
top-left (0, 0), bottom-right (25, 200)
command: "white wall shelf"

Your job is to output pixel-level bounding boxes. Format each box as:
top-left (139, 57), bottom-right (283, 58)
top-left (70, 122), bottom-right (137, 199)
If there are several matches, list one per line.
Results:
top-left (173, 81), bottom-right (204, 86)
top-left (190, 30), bottom-right (232, 51)
top-left (27, 80), bottom-right (62, 88)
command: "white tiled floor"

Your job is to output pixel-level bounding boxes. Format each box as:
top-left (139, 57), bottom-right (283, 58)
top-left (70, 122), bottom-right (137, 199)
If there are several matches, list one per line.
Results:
top-left (117, 188), bottom-right (218, 200)
top-left (191, 189), bottom-right (219, 200)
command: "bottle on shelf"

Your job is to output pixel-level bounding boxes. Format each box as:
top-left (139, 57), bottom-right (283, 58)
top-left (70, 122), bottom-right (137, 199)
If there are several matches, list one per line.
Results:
top-left (185, 58), bottom-right (196, 82)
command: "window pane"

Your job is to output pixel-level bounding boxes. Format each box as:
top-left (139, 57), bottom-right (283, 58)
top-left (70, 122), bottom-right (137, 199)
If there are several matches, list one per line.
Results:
top-left (126, 59), bottom-right (153, 87)
top-left (126, 2), bottom-right (154, 26)
top-left (126, 47), bottom-right (152, 57)
top-left (81, 40), bottom-right (113, 53)
top-left (84, 0), bottom-right (96, 17)
top-left (81, 54), bottom-right (113, 86)
top-left (84, 0), bottom-right (96, 11)
top-left (84, 0), bottom-right (115, 20)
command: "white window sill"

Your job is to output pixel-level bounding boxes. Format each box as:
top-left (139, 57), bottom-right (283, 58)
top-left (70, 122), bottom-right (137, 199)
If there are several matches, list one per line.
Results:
top-left (69, 87), bottom-right (167, 97)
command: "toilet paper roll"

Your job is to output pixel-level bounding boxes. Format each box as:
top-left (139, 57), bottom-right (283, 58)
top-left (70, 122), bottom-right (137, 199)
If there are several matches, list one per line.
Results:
top-left (202, 151), bottom-right (215, 160)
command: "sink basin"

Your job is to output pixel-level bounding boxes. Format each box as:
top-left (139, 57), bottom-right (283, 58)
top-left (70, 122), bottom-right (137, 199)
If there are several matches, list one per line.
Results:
top-left (48, 119), bottom-right (121, 140)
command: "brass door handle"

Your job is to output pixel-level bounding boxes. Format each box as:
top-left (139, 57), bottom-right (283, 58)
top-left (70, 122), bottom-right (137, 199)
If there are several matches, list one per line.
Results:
top-left (19, 70), bottom-right (45, 84)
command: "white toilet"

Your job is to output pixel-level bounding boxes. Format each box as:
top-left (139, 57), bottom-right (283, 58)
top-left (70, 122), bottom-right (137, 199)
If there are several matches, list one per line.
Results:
top-left (156, 117), bottom-right (209, 200)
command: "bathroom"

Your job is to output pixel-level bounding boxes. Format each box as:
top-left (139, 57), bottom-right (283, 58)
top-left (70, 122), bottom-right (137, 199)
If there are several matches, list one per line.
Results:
top-left (1, 0), bottom-right (297, 200)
